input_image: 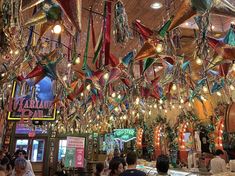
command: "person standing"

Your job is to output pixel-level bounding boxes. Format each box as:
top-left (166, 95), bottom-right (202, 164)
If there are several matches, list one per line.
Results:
top-left (94, 163), bottom-right (104, 176)
top-left (109, 149), bottom-right (126, 170)
top-left (109, 160), bottom-right (123, 176)
top-left (210, 149), bottom-right (227, 174)
top-left (13, 158), bottom-right (33, 176)
top-left (119, 151), bottom-right (146, 176)
top-left (156, 155), bottom-right (170, 176)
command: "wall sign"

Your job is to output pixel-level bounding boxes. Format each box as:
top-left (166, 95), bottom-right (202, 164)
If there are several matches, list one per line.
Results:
top-left (7, 77), bottom-right (57, 121)
top-left (65, 137), bottom-right (85, 168)
top-left (113, 128), bottom-right (136, 142)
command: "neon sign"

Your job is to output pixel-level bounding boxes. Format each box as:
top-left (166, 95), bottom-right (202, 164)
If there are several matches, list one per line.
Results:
top-left (113, 129), bottom-right (136, 142)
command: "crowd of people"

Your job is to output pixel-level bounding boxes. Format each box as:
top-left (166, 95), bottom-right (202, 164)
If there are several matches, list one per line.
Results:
top-left (94, 149), bottom-right (232, 176)
top-left (93, 149), bottom-right (170, 176)
top-left (0, 149), bottom-right (34, 176)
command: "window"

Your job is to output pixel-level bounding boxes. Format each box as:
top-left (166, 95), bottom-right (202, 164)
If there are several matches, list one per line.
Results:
top-left (15, 139), bottom-right (29, 152)
top-left (31, 139), bottom-right (45, 162)
top-left (58, 140), bottom-right (67, 161)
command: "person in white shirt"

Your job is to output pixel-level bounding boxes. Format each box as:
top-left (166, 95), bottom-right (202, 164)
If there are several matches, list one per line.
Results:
top-left (210, 149), bottom-right (227, 174)
top-left (12, 158), bottom-right (33, 176)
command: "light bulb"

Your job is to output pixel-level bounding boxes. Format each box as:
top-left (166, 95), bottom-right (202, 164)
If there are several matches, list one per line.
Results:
top-left (149, 111), bottom-right (152, 115)
top-left (216, 91), bottom-right (222, 96)
top-left (8, 84), bottom-right (11, 88)
top-left (185, 22), bottom-right (189, 26)
top-left (159, 106), bottom-right (162, 110)
top-left (1, 73), bottom-right (5, 77)
top-left (103, 73), bottom-right (109, 80)
top-left (114, 107), bottom-right (119, 112)
top-left (117, 94), bottom-right (121, 99)
top-left (67, 63), bottom-right (72, 67)
top-left (196, 58), bottom-right (203, 65)
top-left (172, 84), bottom-right (177, 91)
top-left (230, 85), bottom-right (235, 91)
top-left (132, 111), bottom-right (135, 115)
top-left (156, 43), bottom-right (163, 53)
top-left (135, 97), bottom-right (140, 104)
top-left (75, 57), bottom-right (80, 64)
top-left (14, 50), bottom-right (19, 55)
top-left (154, 104), bottom-right (157, 108)
top-left (10, 50), bottom-right (13, 54)
top-left (232, 64), bottom-right (235, 71)
top-left (159, 99), bottom-right (163, 104)
top-left (53, 24), bottom-right (62, 34)
top-left (110, 116), bottom-right (114, 121)
top-left (62, 76), bottom-right (67, 81)
top-left (86, 84), bottom-right (91, 91)
top-left (111, 92), bottom-right (116, 98)
top-left (188, 103), bottom-right (191, 107)
top-left (81, 92), bottom-right (84, 97)
top-left (180, 98), bottom-right (184, 104)
top-left (164, 109), bottom-right (167, 113)
top-left (123, 115), bottom-right (127, 120)
top-left (172, 105), bottom-right (175, 109)
top-left (179, 105), bottom-right (182, 109)
top-left (203, 86), bottom-right (208, 93)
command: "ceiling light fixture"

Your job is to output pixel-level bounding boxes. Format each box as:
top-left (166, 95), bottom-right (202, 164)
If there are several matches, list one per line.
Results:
top-left (150, 2), bottom-right (162, 9)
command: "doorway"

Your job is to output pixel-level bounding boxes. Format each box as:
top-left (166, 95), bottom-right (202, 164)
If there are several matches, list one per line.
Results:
top-left (14, 138), bottom-right (46, 176)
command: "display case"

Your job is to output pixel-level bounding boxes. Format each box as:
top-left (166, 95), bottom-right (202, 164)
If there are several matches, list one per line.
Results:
top-left (136, 165), bottom-right (197, 176)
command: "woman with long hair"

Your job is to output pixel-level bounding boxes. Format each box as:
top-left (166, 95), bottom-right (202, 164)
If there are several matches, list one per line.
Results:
top-left (109, 160), bottom-right (123, 176)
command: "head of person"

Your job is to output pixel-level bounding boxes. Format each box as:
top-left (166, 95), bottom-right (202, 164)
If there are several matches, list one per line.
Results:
top-left (107, 152), bottom-right (113, 161)
top-left (114, 149), bottom-right (120, 158)
top-left (156, 155), bottom-right (169, 174)
top-left (110, 160), bottom-right (124, 175)
top-left (17, 150), bottom-right (27, 159)
top-left (95, 162), bottom-right (104, 175)
top-left (15, 158), bottom-right (27, 175)
top-left (215, 149), bottom-right (224, 157)
top-left (126, 151), bottom-right (138, 166)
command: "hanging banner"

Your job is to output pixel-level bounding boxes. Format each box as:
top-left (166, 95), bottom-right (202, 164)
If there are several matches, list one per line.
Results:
top-left (65, 136), bottom-right (85, 168)
top-left (7, 77), bottom-right (57, 121)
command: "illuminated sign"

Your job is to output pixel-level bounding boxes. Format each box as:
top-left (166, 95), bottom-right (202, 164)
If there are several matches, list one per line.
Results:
top-left (7, 77), bottom-right (57, 121)
top-left (113, 128), bottom-right (136, 142)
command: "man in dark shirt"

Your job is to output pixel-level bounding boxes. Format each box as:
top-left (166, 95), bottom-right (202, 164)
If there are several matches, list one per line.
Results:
top-left (119, 151), bottom-right (146, 176)
top-left (156, 155), bottom-right (170, 176)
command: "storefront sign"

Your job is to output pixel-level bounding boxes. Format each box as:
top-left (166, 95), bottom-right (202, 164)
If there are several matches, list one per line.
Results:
top-left (65, 137), bottom-right (85, 168)
top-left (113, 128), bottom-right (136, 142)
top-left (7, 77), bottom-right (57, 121)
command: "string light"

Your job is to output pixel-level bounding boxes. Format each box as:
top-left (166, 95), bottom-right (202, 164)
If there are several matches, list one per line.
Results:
top-left (159, 99), bottom-right (163, 104)
top-left (148, 111), bottom-right (152, 115)
top-left (10, 50), bottom-right (13, 54)
top-left (216, 91), bottom-right (222, 96)
top-left (230, 85), bottom-right (235, 91)
top-left (117, 94), bottom-right (121, 99)
top-left (123, 115), bottom-right (127, 120)
top-left (132, 111), bottom-right (135, 115)
top-left (159, 106), bottom-right (162, 110)
top-left (62, 76), bottom-right (67, 81)
top-left (111, 92), bottom-right (116, 98)
top-left (103, 73), bottom-right (109, 80)
top-left (14, 50), bottom-right (19, 55)
top-left (196, 58), bottom-right (203, 65)
top-left (179, 105), bottom-right (182, 109)
top-left (75, 57), bottom-right (80, 64)
top-left (114, 107), bottom-right (119, 112)
top-left (188, 103), bottom-right (191, 107)
top-left (154, 104), bottom-right (157, 108)
top-left (172, 84), bottom-right (177, 91)
top-left (156, 43), bottom-right (163, 53)
top-left (203, 86), bottom-right (208, 93)
top-left (81, 92), bottom-right (84, 97)
top-left (86, 84), bottom-right (91, 91)
top-left (67, 63), bottom-right (72, 67)
top-left (135, 97), bottom-right (140, 104)
top-left (232, 63), bottom-right (235, 71)
top-left (180, 98), bottom-right (184, 104)
top-left (1, 73), bottom-right (5, 77)
top-left (172, 105), bottom-right (175, 109)
top-left (53, 24), bottom-right (62, 34)
top-left (164, 109), bottom-right (167, 113)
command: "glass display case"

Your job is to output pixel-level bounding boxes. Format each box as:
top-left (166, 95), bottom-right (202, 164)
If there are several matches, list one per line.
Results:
top-left (136, 165), bottom-right (197, 176)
